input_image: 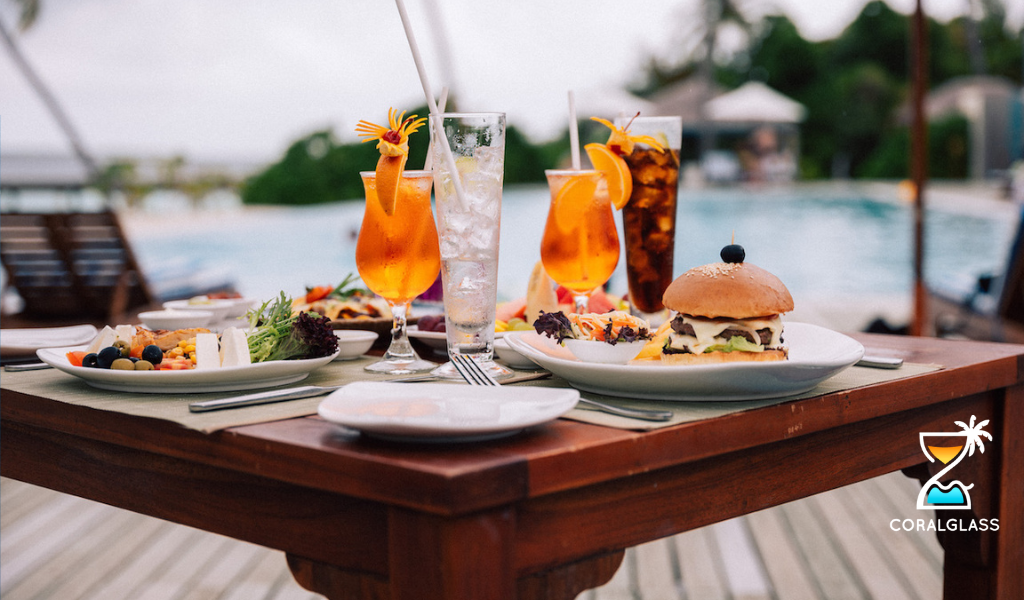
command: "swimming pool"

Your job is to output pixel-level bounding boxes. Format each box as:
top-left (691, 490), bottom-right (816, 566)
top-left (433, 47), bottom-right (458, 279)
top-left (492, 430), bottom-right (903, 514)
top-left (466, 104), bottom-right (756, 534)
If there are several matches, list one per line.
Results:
top-left (124, 183), bottom-right (1020, 310)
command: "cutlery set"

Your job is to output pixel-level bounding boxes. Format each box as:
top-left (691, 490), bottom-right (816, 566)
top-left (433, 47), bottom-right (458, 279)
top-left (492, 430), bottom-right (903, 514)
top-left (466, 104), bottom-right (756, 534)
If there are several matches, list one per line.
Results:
top-left (9, 350), bottom-right (903, 422)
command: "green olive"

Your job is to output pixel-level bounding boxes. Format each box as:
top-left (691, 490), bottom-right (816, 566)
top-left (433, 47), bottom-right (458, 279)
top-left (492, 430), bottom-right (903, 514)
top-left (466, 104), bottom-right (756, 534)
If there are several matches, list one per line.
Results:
top-left (111, 358), bottom-right (135, 370)
top-left (112, 340), bottom-right (131, 358)
top-left (133, 360), bottom-right (154, 371)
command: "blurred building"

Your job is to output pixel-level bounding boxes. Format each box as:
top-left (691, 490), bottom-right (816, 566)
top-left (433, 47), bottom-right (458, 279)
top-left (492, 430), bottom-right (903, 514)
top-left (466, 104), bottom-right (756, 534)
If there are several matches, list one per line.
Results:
top-left (922, 75), bottom-right (1023, 180)
top-left (648, 79), bottom-right (806, 184)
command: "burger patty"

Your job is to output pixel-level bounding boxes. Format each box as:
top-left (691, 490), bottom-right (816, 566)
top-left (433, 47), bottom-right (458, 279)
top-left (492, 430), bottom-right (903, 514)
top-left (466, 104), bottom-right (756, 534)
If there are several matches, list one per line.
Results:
top-left (669, 317), bottom-right (774, 346)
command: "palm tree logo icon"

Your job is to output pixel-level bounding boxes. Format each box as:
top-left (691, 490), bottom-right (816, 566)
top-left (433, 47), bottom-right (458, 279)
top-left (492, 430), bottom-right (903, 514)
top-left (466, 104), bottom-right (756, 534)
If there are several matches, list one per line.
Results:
top-left (916, 416), bottom-right (993, 510)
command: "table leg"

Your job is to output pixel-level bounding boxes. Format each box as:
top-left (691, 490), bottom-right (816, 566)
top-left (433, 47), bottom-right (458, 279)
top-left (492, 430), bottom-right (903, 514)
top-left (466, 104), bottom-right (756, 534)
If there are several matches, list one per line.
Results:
top-left (286, 504), bottom-right (624, 600)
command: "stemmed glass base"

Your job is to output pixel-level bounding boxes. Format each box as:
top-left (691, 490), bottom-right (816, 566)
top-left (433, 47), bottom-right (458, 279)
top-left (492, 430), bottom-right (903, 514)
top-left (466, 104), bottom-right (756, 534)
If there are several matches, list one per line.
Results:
top-left (364, 302), bottom-right (436, 374)
top-left (433, 354), bottom-right (513, 380)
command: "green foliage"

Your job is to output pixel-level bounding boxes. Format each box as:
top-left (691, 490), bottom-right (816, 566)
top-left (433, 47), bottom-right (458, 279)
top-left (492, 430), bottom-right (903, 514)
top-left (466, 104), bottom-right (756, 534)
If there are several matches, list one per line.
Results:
top-left (244, 0), bottom-right (1021, 200)
top-left (241, 105), bottom-right (557, 204)
top-left (857, 115), bottom-right (971, 179)
top-left (241, 131), bottom-right (377, 205)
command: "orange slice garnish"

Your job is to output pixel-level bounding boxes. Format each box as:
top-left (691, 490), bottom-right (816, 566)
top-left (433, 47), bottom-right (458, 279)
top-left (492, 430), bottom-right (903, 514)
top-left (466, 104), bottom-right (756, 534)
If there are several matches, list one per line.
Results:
top-left (375, 154), bottom-right (407, 216)
top-left (553, 173), bottom-right (599, 234)
top-left (585, 143), bottom-right (631, 210)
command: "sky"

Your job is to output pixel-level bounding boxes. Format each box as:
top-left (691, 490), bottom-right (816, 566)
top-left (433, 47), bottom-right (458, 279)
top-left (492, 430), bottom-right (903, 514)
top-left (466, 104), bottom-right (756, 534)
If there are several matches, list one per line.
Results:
top-left (1, 0), bottom-right (1020, 164)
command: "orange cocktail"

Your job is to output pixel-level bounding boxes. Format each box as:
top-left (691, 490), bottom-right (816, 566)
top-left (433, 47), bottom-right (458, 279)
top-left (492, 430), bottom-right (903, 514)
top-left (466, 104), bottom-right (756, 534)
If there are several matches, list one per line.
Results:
top-left (540, 169), bottom-right (620, 314)
top-left (356, 170), bottom-right (440, 373)
top-left (357, 171), bottom-right (440, 303)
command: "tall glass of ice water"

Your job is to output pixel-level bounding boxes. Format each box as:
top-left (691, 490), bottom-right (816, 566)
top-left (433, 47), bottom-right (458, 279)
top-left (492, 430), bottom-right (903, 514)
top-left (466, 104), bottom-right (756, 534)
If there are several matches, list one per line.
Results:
top-left (429, 112), bottom-right (512, 379)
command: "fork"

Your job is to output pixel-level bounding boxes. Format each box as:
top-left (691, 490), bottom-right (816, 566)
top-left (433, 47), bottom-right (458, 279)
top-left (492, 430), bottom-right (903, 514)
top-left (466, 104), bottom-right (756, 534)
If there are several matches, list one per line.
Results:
top-left (449, 354), bottom-right (674, 422)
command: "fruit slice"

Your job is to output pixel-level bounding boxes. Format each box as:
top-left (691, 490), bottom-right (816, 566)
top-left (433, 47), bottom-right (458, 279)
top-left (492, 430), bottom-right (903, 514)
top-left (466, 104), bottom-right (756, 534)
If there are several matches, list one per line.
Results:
top-left (552, 173), bottom-right (598, 235)
top-left (375, 153), bottom-right (407, 216)
top-left (525, 261), bottom-right (559, 326)
top-left (584, 143), bottom-right (632, 209)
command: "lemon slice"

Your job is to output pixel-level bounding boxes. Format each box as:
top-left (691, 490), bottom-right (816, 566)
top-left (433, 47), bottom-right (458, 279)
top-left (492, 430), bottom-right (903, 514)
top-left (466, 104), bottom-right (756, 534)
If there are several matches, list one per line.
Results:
top-left (585, 143), bottom-right (632, 210)
top-left (375, 154), bottom-right (407, 216)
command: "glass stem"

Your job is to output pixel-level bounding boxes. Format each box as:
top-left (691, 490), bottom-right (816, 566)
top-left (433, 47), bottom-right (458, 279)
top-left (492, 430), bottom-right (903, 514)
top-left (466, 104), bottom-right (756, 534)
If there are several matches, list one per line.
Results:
top-left (382, 302), bottom-right (416, 362)
top-left (572, 293), bottom-right (589, 315)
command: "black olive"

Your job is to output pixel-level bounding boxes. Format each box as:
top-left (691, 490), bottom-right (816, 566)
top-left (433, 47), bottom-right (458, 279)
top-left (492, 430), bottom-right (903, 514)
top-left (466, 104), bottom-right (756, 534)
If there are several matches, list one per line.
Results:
top-left (96, 346), bottom-right (121, 369)
top-left (82, 353), bottom-right (99, 368)
top-left (141, 344), bottom-right (163, 365)
top-left (721, 244), bottom-right (745, 263)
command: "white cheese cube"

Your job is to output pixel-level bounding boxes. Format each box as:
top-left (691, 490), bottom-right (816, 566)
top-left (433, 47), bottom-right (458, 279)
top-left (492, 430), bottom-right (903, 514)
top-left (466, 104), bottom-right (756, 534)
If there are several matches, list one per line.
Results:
top-left (86, 326), bottom-right (117, 353)
top-left (219, 327), bottom-right (251, 367)
top-left (114, 324), bottom-right (136, 346)
top-left (194, 333), bottom-right (221, 369)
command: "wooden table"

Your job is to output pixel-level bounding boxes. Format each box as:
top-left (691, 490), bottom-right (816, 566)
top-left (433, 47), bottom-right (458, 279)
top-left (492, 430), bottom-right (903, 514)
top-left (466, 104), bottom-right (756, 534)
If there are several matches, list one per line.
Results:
top-left (2, 332), bottom-right (1022, 599)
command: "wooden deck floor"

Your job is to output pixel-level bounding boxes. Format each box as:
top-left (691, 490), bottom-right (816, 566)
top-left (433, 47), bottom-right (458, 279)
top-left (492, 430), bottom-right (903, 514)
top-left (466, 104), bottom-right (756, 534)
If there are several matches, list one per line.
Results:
top-left (1, 471), bottom-right (941, 600)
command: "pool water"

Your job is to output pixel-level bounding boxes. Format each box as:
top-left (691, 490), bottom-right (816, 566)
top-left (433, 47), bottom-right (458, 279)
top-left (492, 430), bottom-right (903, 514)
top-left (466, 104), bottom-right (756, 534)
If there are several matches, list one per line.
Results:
top-left (126, 184), bottom-right (1020, 308)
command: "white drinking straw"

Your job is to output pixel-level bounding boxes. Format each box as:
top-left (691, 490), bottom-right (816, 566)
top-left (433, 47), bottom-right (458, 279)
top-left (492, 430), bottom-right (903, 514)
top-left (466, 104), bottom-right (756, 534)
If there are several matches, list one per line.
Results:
top-left (423, 86), bottom-right (449, 170)
top-left (393, 0), bottom-right (469, 211)
top-left (568, 90), bottom-right (581, 170)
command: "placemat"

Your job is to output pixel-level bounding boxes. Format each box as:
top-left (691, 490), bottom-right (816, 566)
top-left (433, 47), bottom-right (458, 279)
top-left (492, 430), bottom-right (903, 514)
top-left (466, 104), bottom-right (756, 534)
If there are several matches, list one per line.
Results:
top-left (546, 362), bottom-right (943, 430)
top-left (1, 358), bottom-right (940, 434)
top-left (0, 357), bottom-right (546, 434)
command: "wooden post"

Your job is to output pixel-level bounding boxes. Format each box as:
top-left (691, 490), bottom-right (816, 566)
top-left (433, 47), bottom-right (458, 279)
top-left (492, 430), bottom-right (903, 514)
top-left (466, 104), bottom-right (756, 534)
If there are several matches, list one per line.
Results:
top-left (910, 0), bottom-right (929, 336)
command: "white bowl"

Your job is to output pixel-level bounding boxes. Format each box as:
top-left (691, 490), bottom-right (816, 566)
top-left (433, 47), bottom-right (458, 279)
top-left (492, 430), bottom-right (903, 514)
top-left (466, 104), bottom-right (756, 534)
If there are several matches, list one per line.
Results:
top-left (562, 338), bottom-right (645, 364)
top-left (333, 330), bottom-right (379, 361)
top-left (163, 298), bottom-right (237, 323)
top-left (138, 309), bottom-right (214, 330)
top-left (223, 297), bottom-right (258, 318)
top-left (493, 338), bottom-right (539, 369)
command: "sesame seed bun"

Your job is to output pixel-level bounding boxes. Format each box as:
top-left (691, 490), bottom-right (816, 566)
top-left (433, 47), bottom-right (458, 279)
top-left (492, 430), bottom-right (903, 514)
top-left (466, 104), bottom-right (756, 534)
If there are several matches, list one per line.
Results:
top-left (662, 262), bottom-right (794, 319)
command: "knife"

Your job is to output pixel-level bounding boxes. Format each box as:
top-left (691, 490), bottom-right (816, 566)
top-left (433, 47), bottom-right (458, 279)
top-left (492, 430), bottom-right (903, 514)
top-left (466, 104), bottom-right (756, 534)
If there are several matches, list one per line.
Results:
top-left (188, 374), bottom-right (440, 412)
top-left (856, 355), bottom-right (904, 369)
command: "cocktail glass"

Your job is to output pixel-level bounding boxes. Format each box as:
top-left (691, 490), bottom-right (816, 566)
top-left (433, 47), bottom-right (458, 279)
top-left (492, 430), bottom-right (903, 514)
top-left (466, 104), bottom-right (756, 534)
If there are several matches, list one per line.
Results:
top-left (429, 112), bottom-right (512, 379)
top-left (540, 169), bottom-right (620, 314)
top-left (356, 170), bottom-right (440, 373)
top-left (614, 115), bottom-right (682, 325)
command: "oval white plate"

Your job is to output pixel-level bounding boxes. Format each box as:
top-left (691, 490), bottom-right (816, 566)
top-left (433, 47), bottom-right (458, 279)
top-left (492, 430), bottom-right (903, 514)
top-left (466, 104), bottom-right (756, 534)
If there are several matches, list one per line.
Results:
top-left (504, 322), bottom-right (865, 401)
top-left (407, 326), bottom-right (506, 350)
top-left (37, 346), bottom-right (340, 394)
top-left (318, 381), bottom-right (578, 442)
top-left (333, 330), bottom-right (378, 361)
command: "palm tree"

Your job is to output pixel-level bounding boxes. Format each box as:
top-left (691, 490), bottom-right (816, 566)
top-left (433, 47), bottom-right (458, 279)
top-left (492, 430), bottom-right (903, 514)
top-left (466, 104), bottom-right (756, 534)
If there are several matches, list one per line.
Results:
top-left (954, 415), bottom-right (993, 457)
top-left (1, 0), bottom-right (101, 181)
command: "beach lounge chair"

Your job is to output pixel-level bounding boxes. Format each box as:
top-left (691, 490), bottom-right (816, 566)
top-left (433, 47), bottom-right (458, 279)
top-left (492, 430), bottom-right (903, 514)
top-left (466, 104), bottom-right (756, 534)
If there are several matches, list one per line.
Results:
top-left (931, 207), bottom-right (1024, 343)
top-left (0, 211), bottom-right (155, 323)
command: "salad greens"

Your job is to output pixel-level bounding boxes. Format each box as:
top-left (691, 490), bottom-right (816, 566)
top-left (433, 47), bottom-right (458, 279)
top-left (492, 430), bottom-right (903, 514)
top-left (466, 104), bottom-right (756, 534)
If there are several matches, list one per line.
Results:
top-left (246, 292), bottom-right (339, 362)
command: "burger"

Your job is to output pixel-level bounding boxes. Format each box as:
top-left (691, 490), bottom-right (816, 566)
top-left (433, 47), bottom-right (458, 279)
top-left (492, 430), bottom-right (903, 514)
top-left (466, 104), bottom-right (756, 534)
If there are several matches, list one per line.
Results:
top-left (660, 244), bottom-right (793, 364)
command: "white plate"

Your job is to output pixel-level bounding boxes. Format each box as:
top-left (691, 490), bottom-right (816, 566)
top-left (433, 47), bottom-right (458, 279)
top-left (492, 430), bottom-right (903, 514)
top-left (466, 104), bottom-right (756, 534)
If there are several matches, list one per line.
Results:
top-left (408, 326), bottom-right (506, 350)
top-left (333, 330), bottom-right (378, 361)
top-left (37, 345), bottom-right (340, 394)
top-left (493, 338), bottom-right (540, 369)
top-left (318, 381), bottom-right (579, 442)
top-left (163, 299), bottom-right (237, 322)
top-left (504, 322), bottom-right (865, 401)
top-left (1, 325), bottom-right (98, 357)
top-left (138, 309), bottom-right (214, 330)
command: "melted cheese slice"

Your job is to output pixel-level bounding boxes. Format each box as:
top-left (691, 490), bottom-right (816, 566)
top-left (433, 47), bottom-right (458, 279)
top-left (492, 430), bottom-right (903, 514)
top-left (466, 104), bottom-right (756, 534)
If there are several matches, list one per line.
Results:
top-left (667, 315), bottom-right (783, 355)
